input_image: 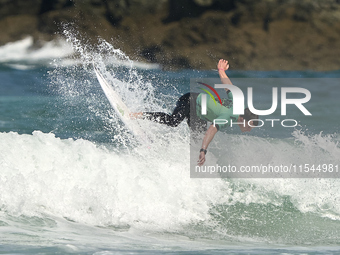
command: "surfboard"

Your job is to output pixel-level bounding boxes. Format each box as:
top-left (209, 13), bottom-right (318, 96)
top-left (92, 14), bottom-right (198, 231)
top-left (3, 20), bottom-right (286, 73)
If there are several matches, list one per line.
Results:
top-left (94, 65), bottom-right (152, 145)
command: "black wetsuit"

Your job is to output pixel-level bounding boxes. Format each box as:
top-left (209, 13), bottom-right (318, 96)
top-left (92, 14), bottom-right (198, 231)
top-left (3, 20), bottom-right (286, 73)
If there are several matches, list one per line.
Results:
top-left (143, 93), bottom-right (207, 132)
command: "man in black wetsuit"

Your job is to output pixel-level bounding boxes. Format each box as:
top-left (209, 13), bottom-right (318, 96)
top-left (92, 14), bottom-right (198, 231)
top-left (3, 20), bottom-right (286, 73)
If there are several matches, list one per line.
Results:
top-left (142, 92), bottom-right (207, 132)
top-left (131, 59), bottom-right (258, 165)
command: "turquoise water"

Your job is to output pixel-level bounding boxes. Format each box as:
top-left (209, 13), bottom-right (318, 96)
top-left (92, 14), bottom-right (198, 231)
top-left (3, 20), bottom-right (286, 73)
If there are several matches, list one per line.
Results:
top-left (0, 35), bottom-right (340, 254)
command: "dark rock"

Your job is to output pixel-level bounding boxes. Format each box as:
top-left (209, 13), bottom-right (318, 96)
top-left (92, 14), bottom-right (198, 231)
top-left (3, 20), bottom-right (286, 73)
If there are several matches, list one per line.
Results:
top-left (39, 0), bottom-right (73, 14)
top-left (0, 15), bottom-right (39, 44)
top-left (140, 45), bottom-right (162, 63)
top-left (0, 0), bottom-right (42, 17)
top-left (0, 0), bottom-right (339, 70)
top-left (163, 0), bottom-right (235, 23)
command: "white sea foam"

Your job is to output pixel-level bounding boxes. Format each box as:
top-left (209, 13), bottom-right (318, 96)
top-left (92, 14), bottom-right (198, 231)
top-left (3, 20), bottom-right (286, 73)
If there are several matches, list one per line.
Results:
top-left (0, 37), bottom-right (160, 70)
top-left (0, 130), bottom-right (339, 231)
top-left (0, 131), bottom-right (227, 230)
top-left (0, 37), bottom-right (73, 65)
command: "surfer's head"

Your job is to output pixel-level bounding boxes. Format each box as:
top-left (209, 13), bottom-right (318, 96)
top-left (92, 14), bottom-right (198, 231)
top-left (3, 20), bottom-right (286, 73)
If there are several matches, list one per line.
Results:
top-left (238, 108), bottom-right (259, 132)
top-left (242, 108), bottom-right (259, 125)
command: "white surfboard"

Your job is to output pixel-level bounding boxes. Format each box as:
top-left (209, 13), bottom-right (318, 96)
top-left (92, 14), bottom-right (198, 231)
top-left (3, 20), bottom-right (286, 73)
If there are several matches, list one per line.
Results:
top-left (94, 65), bottom-right (152, 145)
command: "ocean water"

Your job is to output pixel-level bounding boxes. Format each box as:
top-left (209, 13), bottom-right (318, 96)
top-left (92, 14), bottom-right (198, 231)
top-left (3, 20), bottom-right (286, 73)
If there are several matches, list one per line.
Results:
top-left (1, 35), bottom-right (340, 254)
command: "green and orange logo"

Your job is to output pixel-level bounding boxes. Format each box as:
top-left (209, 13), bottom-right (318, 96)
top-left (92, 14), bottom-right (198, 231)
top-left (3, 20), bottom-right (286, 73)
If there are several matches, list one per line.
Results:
top-left (197, 82), bottom-right (222, 106)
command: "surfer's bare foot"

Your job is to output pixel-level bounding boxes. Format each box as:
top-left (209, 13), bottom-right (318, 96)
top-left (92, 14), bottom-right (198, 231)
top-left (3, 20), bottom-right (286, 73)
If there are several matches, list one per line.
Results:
top-left (129, 112), bottom-right (143, 119)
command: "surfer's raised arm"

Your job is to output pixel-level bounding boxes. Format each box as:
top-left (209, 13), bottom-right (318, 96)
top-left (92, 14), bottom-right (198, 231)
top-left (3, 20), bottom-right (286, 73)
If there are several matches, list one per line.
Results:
top-left (217, 59), bottom-right (233, 93)
top-left (197, 124), bottom-right (218, 166)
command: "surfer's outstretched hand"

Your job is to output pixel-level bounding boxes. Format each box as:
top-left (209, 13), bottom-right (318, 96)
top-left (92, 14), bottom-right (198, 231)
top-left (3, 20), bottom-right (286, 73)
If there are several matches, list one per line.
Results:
top-left (197, 152), bottom-right (206, 166)
top-left (217, 59), bottom-right (229, 71)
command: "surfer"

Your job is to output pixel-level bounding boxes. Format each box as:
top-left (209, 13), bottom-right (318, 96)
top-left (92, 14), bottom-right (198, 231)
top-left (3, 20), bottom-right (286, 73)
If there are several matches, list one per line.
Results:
top-left (130, 59), bottom-right (258, 166)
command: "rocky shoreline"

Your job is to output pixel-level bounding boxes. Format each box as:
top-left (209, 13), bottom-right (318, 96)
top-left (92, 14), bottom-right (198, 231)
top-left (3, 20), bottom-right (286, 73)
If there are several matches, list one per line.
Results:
top-left (0, 0), bottom-right (340, 70)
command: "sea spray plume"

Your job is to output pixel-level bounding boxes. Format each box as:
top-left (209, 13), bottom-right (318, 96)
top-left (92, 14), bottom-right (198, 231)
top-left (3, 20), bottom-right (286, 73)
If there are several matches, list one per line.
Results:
top-left (292, 130), bottom-right (340, 161)
top-left (61, 24), bottom-right (181, 118)
top-left (49, 27), bottom-right (182, 147)
top-left (47, 28), bottom-right (133, 146)
top-left (62, 26), bottom-right (162, 111)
